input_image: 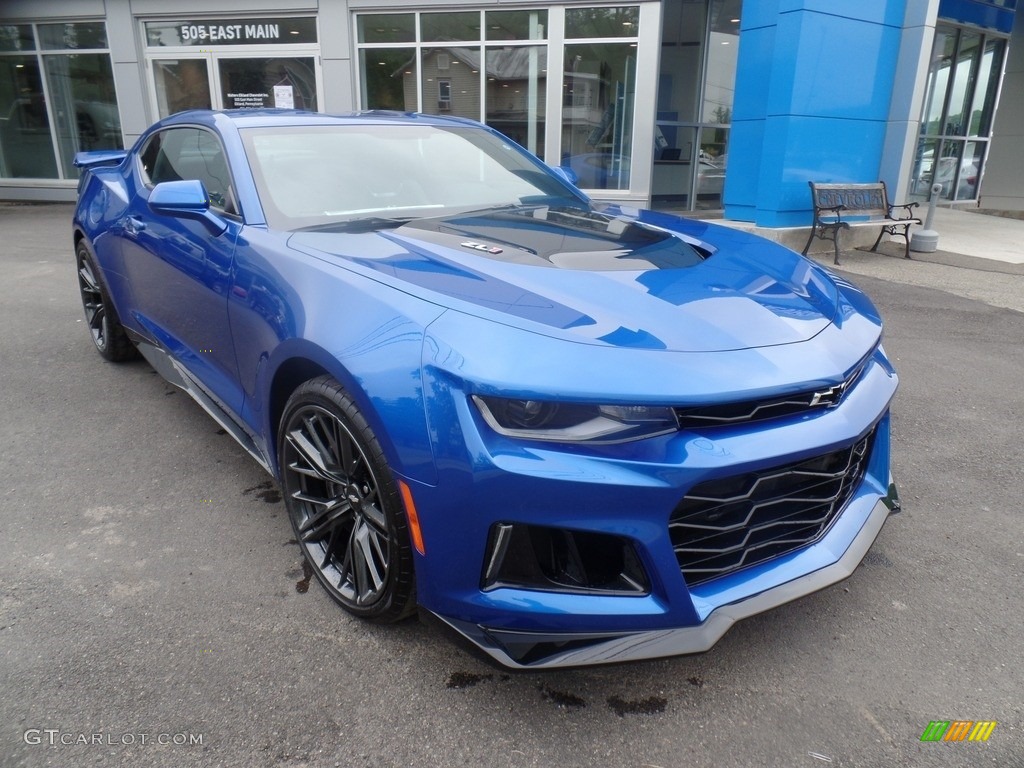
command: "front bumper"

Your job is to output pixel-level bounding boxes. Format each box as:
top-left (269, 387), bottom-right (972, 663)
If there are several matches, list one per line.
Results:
top-left (433, 487), bottom-right (898, 669)
top-left (409, 316), bottom-right (900, 668)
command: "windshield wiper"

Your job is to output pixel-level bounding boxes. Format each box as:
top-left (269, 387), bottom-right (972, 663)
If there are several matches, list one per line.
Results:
top-left (294, 216), bottom-right (414, 233)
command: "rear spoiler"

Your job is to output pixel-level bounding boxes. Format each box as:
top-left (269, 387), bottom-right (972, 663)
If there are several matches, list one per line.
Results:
top-left (74, 150), bottom-right (128, 195)
top-left (73, 149), bottom-right (128, 170)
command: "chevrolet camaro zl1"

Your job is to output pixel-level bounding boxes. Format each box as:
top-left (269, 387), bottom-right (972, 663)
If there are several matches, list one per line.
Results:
top-left (73, 109), bottom-right (899, 668)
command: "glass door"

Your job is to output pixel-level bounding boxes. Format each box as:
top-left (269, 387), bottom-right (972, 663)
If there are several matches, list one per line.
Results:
top-left (215, 56), bottom-right (319, 111)
top-left (152, 58), bottom-right (213, 117)
top-left (151, 54), bottom-right (320, 117)
top-left (144, 16), bottom-right (322, 119)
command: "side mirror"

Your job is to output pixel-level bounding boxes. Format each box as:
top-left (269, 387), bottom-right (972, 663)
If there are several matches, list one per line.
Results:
top-left (550, 165), bottom-right (579, 187)
top-left (149, 180), bottom-right (228, 236)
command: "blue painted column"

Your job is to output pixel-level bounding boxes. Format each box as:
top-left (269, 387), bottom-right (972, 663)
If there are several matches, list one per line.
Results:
top-left (724, 1), bottom-right (907, 227)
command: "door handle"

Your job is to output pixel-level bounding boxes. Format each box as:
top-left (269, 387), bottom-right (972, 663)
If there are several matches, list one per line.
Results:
top-left (125, 216), bottom-right (147, 235)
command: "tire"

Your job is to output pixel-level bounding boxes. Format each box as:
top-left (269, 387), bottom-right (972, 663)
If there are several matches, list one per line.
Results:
top-left (76, 240), bottom-right (137, 362)
top-left (278, 376), bottom-right (416, 623)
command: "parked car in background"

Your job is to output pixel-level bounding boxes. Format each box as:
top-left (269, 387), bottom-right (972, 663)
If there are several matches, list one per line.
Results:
top-left (73, 109), bottom-right (899, 668)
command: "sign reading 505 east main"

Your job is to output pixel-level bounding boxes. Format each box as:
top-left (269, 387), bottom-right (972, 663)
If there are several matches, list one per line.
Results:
top-left (144, 17), bottom-right (317, 47)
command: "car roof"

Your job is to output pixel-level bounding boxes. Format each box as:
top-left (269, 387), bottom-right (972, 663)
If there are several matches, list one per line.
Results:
top-left (160, 108), bottom-right (484, 131)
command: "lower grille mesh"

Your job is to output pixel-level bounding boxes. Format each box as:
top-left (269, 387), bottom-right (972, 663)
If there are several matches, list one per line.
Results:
top-left (670, 431), bottom-right (874, 586)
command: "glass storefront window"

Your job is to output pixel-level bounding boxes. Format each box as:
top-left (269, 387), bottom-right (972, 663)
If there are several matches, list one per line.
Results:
top-left (38, 22), bottom-right (108, 50)
top-left (45, 53), bottom-right (122, 176)
top-left (969, 38), bottom-right (1005, 136)
top-left (0, 22), bottom-right (123, 181)
top-left (356, 10), bottom-right (558, 161)
top-left (935, 141), bottom-right (965, 198)
top-left (960, 141), bottom-right (985, 200)
top-left (0, 26), bottom-right (35, 52)
top-left (420, 47), bottom-right (479, 119)
top-left (421, 12), bottom-right (480, 43)
top-left (652, 0), bottom-right (737, 210)
top-left (946, 31), bottom-right (980, 136)
top-left (703, 2), bottom-right (739, 124)
top-left (652, 125), bottom-right (696, 205)
top-left (360, 49), bottom-right (414, 111)
top-left (912, 24), bottom-right (1006, 202)
top-left (0, 56), bottom-right (58, 178)
top-left (355, 5), bottom-right (652, 187)
top-left (485, 46), bottom-right (546, 156)
top-left (921, 29), bottom-right (956, 136)
top-left (697, 125), bottom-right (727, 209)
top-left (565, 7), bottom-right (639, 39)
top-left (485, 11), bottom-right (547, 41)
top-left (357, 14), bottom-right (415, 44)
top-left (910, 137), bottom-right (938, 197)
top-left (562, 43), bottom-right (636, 190)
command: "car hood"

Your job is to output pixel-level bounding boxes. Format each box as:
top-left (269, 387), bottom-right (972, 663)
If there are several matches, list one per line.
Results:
top-left (288, 206), bottom-right (840, 353)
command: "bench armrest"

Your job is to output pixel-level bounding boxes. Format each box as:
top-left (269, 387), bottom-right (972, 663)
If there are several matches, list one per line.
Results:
top-left (888, 201), bottom-right (919, 219)
top-left (814, 203), bottom-right (846, 221)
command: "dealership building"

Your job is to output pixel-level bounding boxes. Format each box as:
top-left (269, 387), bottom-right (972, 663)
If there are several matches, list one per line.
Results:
top-left (1, 0), bottom-right (1020, 229)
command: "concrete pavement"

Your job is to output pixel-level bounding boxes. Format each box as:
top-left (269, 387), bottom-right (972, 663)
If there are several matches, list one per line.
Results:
top-left (1, 202), bottom-right (1022, 767)
top-left (926, 205), bottom-right (1024, 264)
top-left (712, 202), bottom-right (1024, 274)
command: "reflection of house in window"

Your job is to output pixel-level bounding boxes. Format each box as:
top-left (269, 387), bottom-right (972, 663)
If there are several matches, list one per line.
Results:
top-left (438, 79), bottom-right (451, 111)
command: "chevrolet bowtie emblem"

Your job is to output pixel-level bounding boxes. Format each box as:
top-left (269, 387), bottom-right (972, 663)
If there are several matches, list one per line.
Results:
top-left (810, 381), bottom-right (848, 408)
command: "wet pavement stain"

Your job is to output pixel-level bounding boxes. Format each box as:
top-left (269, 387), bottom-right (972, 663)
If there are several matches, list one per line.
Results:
top-left (294, 560), bottom-right (313, 594)
top-left (243, 480), bottom-right (282, 504)
top-left (539, 684), bottom-right (586, 709)
top-left (446, 671), bottom-right (493, 689)
top-left (687, 676), bottom-right (705, 688)
top-left (606, 695), bottom-right (668, 717)
top-left (862, 550), bottom-right (894, 568)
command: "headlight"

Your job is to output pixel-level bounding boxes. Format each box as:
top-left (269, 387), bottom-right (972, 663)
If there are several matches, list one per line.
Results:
top-left (472, 396), bottom-right (678, 443)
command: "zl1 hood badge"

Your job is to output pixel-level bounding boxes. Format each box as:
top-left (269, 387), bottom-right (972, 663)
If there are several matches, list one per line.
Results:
top-left (461, 241), bottom-right (503, 254)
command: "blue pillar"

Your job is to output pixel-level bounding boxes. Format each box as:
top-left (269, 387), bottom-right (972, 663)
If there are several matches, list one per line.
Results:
top-left (725, 1), bottom-right (907, 227)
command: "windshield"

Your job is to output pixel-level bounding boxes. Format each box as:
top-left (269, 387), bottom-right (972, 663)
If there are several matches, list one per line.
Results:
top-left (240, 123), bottom-right (586, 231)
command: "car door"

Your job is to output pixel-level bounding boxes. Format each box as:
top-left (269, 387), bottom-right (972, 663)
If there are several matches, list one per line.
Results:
top-left (119, 125), bottom-right (244, 417)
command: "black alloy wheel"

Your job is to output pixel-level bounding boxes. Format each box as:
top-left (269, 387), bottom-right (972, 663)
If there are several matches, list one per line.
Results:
top-left (279, 376), bottom-right (416, 622)
top-left (76, 241), bottom-right (137, 362)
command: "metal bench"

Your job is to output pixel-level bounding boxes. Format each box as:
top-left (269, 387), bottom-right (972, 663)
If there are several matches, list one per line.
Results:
top-left (802, 181), bottom-right (921, 265)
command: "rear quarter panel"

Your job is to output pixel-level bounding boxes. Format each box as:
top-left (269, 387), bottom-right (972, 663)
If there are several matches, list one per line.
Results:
top-left (73, 162), bottom-right (139, 334)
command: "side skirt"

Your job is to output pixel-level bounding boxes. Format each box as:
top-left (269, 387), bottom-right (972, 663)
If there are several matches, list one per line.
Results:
top-left (134, 339), bottom-right (274, 476)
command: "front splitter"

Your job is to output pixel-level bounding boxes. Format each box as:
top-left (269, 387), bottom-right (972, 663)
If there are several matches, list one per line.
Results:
top-left (431, 494), bottom-right (895, 669)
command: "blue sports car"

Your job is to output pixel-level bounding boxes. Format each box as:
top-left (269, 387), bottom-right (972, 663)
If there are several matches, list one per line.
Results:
top-left (73, 109), bottom-right (899, 668)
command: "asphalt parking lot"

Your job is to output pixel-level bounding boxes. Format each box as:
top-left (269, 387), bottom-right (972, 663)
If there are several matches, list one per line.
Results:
top-left (1, 203), bottom-right (1022, 768)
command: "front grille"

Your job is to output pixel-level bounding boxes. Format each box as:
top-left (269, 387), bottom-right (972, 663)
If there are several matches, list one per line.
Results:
top-left (673, 363), bottom-right (867, 429)
top-left (669, 430), bottom-right (874, 586)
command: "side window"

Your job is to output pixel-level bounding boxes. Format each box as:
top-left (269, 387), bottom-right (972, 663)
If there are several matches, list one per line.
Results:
top-left (138, 127), bottom-right (238, 216)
